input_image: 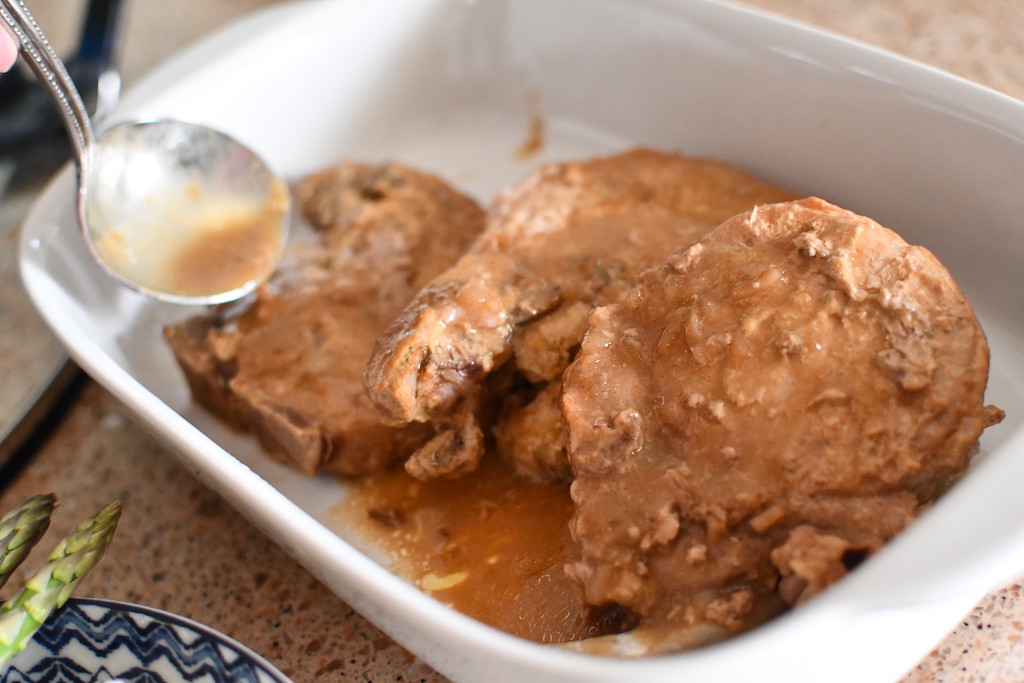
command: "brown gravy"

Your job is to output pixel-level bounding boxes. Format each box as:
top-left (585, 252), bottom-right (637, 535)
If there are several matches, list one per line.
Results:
top-left (161, 181), bottom-right (288, 297)
top-left (338, 457), bottom-right (626, 643)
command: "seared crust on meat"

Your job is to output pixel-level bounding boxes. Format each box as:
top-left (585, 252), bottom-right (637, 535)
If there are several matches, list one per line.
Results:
top-left (164, 162), bottom-right (485, 476)
top-left (364, 148), bottom-right (796, 479)
top-left (562, 197), bottom-right (998, 633)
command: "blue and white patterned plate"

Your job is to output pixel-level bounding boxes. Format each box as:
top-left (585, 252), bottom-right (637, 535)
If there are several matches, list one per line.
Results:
top-left (1, 598), bottom-right (291, 683)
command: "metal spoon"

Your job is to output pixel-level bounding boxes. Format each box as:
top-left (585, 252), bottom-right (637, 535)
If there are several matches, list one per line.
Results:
top-left (1, 0), bottom-right (290, 305)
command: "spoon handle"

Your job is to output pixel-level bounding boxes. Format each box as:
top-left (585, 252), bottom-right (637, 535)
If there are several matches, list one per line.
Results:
top-left (0, 0), bottom-right (95, 166)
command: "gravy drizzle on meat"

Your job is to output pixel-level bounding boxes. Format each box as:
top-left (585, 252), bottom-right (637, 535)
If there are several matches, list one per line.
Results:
top-left (166, 151), bottom-right (1003, 654)
top-left (562, 197), bottom-right (1002, 646)
top-left (364, 149), bottom-right (797, 481)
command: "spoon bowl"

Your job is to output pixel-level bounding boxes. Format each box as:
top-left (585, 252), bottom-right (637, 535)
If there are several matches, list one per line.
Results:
top-left (82, 120), bottom-right (289, 304)
top-left (2, 0), bottom-right (289, 304)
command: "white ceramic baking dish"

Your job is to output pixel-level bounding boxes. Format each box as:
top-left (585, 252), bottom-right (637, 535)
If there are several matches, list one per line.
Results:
top-left (19, 0), bottom-right (1024, 681)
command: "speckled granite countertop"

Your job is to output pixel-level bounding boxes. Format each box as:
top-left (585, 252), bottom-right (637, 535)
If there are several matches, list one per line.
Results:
top-left (1, 1), bottom-right (1022, 681)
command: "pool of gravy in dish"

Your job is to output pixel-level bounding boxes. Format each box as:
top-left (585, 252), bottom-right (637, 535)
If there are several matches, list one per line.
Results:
top-left (338, 456), bottom-right (631, 644)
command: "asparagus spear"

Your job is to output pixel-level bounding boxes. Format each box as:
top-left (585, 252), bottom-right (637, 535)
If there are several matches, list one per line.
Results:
top-left (0, 500), bottom-right (121, 668)
top-left (0, 494), bottom-right (56, 592)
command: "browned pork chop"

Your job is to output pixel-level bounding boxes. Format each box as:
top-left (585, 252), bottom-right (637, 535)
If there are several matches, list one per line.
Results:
top-left (363, 148), bottom-right (795, 480)
top-left (561, 197), bottom-right (1002, 639)
top-left (164, 162), bottom-right (486, 476)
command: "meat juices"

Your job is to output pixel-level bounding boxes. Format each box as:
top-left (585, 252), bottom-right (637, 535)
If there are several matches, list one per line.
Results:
top-left (562, 197), bottom-right (1002, 642)
top-left (163, 162), bottom-right (486, 476)
top-left (364, 149), bottom-right (796, 480)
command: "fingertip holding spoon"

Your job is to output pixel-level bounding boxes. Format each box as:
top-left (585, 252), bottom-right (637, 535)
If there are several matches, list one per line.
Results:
top-left (1, 0), bottom-right (289, 305)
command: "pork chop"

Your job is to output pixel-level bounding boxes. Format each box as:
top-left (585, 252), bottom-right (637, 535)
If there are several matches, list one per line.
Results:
top-left (561, 197), bottom-right (1002, 637)
top-left (164, 161), bottom-right (486, 475)
top-left (364, 148), bottom-right (795, 479)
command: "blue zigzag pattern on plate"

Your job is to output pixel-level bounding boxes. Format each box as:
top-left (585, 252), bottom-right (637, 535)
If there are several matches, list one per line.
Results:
top-left (1, 598), bottom-right (290, 683)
